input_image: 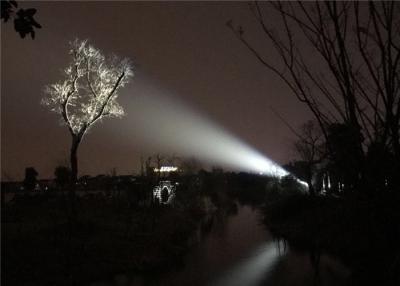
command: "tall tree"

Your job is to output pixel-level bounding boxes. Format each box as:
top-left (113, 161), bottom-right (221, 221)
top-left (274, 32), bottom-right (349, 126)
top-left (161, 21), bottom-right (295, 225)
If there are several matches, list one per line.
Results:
top-left (228, 1), bottom-right (400, 188)
top-left (42, 39), bottom-right (133, 181)
top-left (23, 167), bottom-right (38, 191)
top-left (54, 166), bottom-right (71, 188)
top-left (292, 120), bottom-right (325, 194)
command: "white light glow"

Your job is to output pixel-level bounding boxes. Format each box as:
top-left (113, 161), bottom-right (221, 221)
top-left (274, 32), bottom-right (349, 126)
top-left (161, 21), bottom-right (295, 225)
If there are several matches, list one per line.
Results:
top-left (113, 78), bottom-right (291, 177)
top-left (212, 241), bottom-right (286, 286)
top-left (154, 166), bottom-right (178, 172)
top-left (42, 39), bottom-right (133, 135)
top-left (296, 178), bottom-right (309, 188)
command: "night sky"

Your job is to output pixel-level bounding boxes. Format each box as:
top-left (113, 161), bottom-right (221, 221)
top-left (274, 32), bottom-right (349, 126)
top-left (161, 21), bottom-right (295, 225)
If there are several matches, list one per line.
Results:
top-left (1, 1), bottom-right (310, 180)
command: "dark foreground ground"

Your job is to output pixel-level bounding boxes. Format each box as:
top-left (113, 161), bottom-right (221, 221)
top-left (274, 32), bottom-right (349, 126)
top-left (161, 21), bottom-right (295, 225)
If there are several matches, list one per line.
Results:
top-left (3, 173), bottom-right (400, 286)
top-left (2, 174), bottom-right (229, 286)
top-left (3, 196), bottom-right (205, 286)
top-left (2, 172), bottom-right (245, 286)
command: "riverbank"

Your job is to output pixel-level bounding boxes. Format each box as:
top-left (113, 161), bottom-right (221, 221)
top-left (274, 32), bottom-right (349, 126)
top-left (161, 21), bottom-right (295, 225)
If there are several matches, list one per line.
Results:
top-left (2, 172), bottom-right (274, 286)
top-left (263, 191), bottom-right (400, 286)
top-left (2, 190), bottom-right (210, 286)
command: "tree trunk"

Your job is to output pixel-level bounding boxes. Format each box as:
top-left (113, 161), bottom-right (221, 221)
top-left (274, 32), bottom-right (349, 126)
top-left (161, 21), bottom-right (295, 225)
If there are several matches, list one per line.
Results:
top-left (68, 134), bottom-right (83, 225)
top-left (70, 135), bottom-right (81, 182)
top-left (390, 120), bottom-right (400, 161)
top-left (308, 180), bottom-right (315, 196)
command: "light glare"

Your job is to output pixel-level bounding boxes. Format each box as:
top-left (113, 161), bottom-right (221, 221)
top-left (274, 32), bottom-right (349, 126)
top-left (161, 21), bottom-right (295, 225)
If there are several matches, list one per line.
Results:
top-left (154, 166), bottom-right (178, 172)
top-left (113, 79), bottom-right (292, 178)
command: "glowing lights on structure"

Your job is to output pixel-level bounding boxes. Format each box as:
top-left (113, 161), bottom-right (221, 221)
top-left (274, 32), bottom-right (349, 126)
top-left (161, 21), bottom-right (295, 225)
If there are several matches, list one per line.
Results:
top-left (153, 181), bottom-right (176, 204)
top-left (154, 166), bottom-right (178, 173)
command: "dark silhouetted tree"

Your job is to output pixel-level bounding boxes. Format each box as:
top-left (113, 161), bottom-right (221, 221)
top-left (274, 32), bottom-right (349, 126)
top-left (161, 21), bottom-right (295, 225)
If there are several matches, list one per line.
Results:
top-left (42, 39), bottom-right (133, 182)
top-left (54, 166), bottom-right (71, 188)
top-left (1, 0), bottom-right (41, 39)
top-left (228, 1), bottom-right (400, 191)
top-left (292, 120), bottom-right (325, 195)
top-left (23, 167), bottom-right (38, 191)
top-left (326, 123), bottom-right (364, 191)
top-left (364, 141), bottom-right (397, 192)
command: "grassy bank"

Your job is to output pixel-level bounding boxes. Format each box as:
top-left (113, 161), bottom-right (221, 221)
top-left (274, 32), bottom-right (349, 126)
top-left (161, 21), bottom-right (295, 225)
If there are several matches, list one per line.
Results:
top-left (2, 172), bottom-right (274, 286)
top-left (263, 190), bottom-right (400, 286)
top-left (2, 190), bottom-right (207, 286)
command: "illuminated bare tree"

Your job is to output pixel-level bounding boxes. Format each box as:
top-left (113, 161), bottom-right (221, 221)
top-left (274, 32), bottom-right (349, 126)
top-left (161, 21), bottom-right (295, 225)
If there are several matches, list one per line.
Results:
top-left (42, 39), bottom-right (133, 181)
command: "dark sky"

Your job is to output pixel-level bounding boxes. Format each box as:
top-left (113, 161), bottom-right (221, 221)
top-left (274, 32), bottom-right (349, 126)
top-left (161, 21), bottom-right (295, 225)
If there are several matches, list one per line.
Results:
top-left (1, 1), bottom-right (310, 180)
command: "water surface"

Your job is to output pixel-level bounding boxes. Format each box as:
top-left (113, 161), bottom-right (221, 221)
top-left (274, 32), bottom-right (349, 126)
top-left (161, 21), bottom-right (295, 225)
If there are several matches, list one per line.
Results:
top-left (91, 204), bottom-right (349, 286)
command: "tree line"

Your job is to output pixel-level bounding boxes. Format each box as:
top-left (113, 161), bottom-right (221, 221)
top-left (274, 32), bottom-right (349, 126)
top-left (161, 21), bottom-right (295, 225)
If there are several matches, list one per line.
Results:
top-left (228, 1), bottom-right (400, 194)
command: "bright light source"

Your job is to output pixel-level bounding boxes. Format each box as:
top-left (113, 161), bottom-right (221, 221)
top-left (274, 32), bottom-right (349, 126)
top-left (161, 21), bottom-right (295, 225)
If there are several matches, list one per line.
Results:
top-left (296, 179), bottom-right (309, 188)
top-left (112, 79), bottom-right (296, 179)
top-left (154, 166), bottom-right (178, 172)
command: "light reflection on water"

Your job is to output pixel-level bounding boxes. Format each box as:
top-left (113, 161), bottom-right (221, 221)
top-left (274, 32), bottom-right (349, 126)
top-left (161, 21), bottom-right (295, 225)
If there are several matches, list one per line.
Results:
top-left (150, 204), bottom-right (271, 286)
top-left (211, 241), bottom-right (286, 286)
top-left (90, 204), bottom-right (349, 286)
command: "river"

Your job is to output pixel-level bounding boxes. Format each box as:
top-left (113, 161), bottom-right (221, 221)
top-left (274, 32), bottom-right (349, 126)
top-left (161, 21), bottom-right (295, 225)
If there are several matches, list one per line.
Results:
top-left (90, 204), bottom-right (350, 286)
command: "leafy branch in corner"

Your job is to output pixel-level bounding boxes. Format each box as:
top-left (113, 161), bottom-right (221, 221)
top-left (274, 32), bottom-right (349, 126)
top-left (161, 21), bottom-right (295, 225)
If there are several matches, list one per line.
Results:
top-left (1, 0), bottom-right (41, 39)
